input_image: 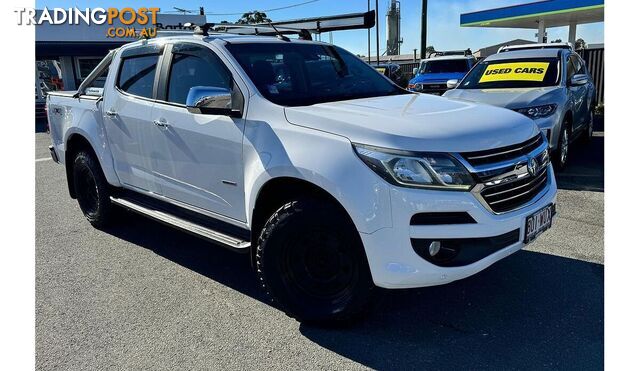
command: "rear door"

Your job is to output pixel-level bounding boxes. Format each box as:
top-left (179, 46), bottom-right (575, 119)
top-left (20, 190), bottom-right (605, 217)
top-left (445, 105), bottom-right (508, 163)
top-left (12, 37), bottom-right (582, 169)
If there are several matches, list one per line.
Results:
top-left (148, 42), bottom-right (247, 221)
top-left (102, 44), bottom-right (164, 194)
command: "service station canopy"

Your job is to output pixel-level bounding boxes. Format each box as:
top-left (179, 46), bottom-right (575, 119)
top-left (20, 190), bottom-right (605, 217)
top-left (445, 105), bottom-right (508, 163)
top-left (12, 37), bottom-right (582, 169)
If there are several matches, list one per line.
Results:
top-left (460, 0), bottom-right (603, 29)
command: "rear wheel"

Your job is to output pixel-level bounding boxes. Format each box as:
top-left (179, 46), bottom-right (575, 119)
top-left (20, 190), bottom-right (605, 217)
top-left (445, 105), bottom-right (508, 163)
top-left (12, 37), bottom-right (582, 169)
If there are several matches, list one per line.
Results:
top-left (72, 150), bottom-right (113, 228)
top-left (255, 198), bottom-right (378, 325)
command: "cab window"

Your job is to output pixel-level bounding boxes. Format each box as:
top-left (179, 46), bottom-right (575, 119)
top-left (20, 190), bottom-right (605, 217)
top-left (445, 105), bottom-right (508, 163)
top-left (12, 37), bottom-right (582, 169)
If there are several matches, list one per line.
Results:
top-left (166, 43), bottom-right (232, 105)
top-left (117, 55), bottom-right (159, 98)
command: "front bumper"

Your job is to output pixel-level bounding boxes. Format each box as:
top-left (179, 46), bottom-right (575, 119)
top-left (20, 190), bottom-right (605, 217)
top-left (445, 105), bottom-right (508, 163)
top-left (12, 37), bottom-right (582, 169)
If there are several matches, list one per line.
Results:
top-left (361, 165), bottom-right (557, 289)
top-left (408, 83), bottom-right (448, 95)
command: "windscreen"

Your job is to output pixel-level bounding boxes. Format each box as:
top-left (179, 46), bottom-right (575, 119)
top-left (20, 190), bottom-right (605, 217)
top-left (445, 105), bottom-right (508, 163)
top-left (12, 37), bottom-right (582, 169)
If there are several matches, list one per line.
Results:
top-left (458, 57), bottom-right (561, 89)
top-left (419, 59), bottom-right (470, 74)
top-left (226, 43), bottom-right (407, 106)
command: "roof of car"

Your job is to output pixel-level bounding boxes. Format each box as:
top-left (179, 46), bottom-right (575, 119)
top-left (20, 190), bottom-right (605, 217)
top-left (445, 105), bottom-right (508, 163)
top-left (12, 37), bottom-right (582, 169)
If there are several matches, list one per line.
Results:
top-left (484, 48), bottom-right (567, 61)
top-left (421, 55), bottom-right (474, 62)
top-left (122, 34), bottom-right (326, 50)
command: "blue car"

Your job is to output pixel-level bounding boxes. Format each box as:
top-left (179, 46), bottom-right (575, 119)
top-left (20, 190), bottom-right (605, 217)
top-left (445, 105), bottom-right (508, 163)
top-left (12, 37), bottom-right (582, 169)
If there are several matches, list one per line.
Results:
top-left (408, 55), bottom-right (476, 95)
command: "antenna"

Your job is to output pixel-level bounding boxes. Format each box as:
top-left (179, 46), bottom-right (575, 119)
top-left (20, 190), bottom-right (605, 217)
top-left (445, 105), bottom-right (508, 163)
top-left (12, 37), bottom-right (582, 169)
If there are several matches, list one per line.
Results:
top-left (173, 7), bottom-right (193, 15)
top-left (266, 21), bottom-right (290, 41)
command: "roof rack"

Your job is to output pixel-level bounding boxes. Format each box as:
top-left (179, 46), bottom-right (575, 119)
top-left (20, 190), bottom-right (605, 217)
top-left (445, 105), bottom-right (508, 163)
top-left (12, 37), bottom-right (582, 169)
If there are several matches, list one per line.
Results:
top-left (180, 11), bottom-right (375, 42)
top-left (426, 48), bottom-right (473, 58)
top-left (183, 22), bottom-right (312, 41)
top-left (497, 42), bottom-right (573, 53)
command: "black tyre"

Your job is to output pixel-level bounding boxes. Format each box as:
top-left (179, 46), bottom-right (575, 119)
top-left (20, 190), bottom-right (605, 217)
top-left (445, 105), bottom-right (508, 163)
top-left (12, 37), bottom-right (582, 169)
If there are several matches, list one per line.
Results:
top-left (255, 198), bottom-right (378, 325)
top-left (553, 121), bottom-right (570, 172)
top-left (72, 150), bottom-right (113, 228)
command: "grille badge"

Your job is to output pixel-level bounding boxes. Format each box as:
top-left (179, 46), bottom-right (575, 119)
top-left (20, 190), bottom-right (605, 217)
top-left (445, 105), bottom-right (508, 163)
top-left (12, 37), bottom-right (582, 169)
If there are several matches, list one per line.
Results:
top-left (527, 157), bottom-right (540, 177)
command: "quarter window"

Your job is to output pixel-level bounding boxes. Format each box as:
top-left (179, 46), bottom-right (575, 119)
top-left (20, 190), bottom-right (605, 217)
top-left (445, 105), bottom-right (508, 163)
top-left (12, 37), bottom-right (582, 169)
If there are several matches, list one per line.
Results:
top-left (117, 55), bottom-right (159, 98)
top-left (166, 44), bottom-right (232, 105)
top-left (565, 56), bottom-right (576, 82)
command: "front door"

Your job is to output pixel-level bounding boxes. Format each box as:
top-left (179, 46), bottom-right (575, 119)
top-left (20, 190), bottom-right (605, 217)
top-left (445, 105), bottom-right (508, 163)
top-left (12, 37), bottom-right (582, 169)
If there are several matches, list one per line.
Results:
top-left (149, 42), bottom-right (246, 221)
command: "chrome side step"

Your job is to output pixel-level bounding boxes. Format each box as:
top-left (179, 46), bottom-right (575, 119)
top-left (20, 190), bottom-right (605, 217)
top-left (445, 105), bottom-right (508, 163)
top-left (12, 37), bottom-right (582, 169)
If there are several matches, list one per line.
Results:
top-left (110, 196), bottom-right (251, 250)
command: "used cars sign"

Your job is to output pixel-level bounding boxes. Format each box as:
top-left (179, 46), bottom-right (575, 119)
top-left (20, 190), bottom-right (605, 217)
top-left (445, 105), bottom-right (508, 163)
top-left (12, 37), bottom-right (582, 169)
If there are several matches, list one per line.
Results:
top-left (479, 62), bottom-right (549, 83)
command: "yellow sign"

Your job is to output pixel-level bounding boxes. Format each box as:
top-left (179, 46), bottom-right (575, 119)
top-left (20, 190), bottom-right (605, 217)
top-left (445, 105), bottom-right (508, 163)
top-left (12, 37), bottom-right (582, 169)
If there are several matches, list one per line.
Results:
top-left (375, 67), bottom-right (386, 74)
top-left (479, 62), bottom-right (549, 83)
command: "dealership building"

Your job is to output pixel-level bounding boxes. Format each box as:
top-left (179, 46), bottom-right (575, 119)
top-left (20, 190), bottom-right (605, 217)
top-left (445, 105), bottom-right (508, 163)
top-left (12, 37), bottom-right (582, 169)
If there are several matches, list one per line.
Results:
top-left (35, 12), bottom-right (205, 118)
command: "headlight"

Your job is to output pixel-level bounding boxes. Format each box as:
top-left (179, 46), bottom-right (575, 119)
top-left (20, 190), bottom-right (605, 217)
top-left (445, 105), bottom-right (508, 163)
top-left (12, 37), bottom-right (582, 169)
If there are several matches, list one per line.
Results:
top-left (515, 104), bottom-right (557, 119)
top-left (354, 144), bottom-right (475, 191)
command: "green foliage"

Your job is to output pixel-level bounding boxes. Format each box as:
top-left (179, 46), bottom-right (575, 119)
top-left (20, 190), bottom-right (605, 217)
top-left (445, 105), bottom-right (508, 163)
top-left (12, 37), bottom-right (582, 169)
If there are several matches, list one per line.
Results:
top-left (237, 11), bottom-right (272, 24)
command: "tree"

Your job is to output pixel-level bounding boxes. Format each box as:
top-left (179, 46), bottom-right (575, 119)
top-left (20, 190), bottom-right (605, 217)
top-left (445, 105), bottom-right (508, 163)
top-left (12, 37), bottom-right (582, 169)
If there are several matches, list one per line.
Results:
top-left (237, 11), bottom-right (271, 24)
top-left (575, 38), bottom-right (586, 50)
top-left (552, 38), bottom-right (562, 43)
top-left (425, 45), bottom-right (435, 55)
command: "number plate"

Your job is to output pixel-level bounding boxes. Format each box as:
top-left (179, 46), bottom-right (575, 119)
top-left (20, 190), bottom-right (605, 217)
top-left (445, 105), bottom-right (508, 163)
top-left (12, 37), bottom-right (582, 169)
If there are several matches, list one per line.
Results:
top-left (524, 204), bottom-right (555, 244)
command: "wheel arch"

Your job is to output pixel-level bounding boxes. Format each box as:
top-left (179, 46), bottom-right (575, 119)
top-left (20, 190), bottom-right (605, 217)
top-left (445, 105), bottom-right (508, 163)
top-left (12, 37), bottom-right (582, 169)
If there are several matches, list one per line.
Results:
top-left (249, 176), bottom-right (359, 267)
top-left (64, 132), bottom-right (119, 199)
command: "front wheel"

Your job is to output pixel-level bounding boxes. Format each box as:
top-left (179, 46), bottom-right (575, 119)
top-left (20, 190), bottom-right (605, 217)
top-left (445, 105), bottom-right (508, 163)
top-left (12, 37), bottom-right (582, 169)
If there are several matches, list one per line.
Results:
top-left (255, 198), bottom-right (378, 325)
top-left (553, 123), bottom-right (570, 171)
top-left (72, 150), bottom-right (113, 228)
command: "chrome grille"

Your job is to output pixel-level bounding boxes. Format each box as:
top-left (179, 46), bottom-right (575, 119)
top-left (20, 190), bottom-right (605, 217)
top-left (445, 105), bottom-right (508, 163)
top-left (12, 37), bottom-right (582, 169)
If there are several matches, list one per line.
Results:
top-left (461, 133), bottom-right (545, 166)
top-left (460, 133), bottom-right (551, 214)
top-left (480, 167), bottom-right (549, 213)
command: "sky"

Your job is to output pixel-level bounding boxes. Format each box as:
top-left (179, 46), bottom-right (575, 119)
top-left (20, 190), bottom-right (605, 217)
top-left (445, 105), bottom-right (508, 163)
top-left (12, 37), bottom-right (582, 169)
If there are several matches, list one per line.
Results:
top-left (34, 0), bottom-right (604, 55)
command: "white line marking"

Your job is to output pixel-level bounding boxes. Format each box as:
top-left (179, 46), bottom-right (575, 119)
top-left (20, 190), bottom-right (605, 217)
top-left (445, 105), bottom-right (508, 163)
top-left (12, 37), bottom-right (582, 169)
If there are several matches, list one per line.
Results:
top-left (35, 157), bottom-right (51, 162)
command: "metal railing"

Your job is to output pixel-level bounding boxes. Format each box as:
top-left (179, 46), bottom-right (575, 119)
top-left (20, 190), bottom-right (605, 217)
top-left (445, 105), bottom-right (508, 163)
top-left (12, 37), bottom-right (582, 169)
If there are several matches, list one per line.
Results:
top-left (579, 48), bottom-right (604, 105)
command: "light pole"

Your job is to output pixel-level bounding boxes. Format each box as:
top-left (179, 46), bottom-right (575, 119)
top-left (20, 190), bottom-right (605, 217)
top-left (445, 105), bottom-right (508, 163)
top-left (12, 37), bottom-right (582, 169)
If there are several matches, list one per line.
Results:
top-left (368, 0), bottom-right (371, 63)
top-left (420, 0), bottom-right (428, 59)
top-left (375, 0), bottom-right (380, 65)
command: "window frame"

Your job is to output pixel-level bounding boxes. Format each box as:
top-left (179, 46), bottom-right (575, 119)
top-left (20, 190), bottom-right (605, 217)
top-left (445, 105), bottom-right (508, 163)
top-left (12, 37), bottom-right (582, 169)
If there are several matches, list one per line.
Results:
top-left (154, 41), bottom-right (245, 114)
top-left (565, 54), bottom-right (577, 85)
top-left (114, 43), bottom-right (165, 101)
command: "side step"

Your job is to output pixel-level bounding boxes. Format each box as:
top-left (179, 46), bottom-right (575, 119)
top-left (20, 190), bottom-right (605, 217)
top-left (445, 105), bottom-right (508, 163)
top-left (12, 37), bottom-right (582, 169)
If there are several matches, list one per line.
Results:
top-left (110, 196), bottom-right (251, 251)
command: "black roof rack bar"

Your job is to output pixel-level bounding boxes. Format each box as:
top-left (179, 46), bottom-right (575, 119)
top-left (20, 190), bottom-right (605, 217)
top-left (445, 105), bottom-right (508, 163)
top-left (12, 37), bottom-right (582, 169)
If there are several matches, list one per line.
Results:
top-left (184, 22), bottom-right (312, 40)
top-left (270, 10), bottom-right (375, 33)
top-left (426, 48), bottom-right (473, 58)
top-left (183, 10), bottom-right (375, 41)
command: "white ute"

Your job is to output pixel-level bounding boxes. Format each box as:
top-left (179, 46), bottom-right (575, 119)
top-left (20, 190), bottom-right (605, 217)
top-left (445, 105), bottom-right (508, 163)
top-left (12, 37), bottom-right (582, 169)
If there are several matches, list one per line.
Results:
top-left (47, 29), bottom-right (557, 324)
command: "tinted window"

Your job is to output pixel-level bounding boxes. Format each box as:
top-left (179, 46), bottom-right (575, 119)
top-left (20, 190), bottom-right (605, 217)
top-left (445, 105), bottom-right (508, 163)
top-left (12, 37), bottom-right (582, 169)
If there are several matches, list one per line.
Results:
top-left (117, 55), bottom-right (159, 98)
top-left (419, 59), bottom-right (471, 74)
top-left (458, 58), bottom-right (561, 89)
top-left (566, 56), bottom-right (576, 82)
top-left (226, 43), bottom-right (406, 106)
top-left (166, 44), bottom-right (232, 105)
top-left (570, 55), bottom-right (585, 74)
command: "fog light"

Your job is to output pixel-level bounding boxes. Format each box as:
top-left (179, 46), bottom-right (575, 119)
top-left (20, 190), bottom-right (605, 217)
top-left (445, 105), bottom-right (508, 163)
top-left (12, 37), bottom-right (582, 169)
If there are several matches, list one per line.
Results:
top-left (429, 241), bottom-right (441, 256)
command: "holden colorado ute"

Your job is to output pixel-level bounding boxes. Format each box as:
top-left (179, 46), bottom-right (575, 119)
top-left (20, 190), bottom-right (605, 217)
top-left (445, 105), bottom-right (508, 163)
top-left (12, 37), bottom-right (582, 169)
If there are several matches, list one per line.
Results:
top-left (46, 31), bottom-right (557, 324)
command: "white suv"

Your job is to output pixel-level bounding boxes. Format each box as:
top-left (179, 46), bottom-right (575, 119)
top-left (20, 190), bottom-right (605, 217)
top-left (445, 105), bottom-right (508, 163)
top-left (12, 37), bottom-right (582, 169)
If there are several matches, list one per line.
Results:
top-left (47, 32), bottom-right (557, 324)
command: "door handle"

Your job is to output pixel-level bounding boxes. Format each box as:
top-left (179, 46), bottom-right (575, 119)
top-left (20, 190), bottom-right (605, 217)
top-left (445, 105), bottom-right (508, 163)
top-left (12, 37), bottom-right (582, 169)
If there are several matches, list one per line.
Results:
top-left (105, 109), bottom-right (118, 117)
top-left (153, 119), bottom-right (170, 128)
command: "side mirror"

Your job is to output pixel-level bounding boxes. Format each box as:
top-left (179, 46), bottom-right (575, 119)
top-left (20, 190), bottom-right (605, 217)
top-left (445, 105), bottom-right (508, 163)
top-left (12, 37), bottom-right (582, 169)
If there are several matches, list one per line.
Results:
top-left (412, 67), bottom-right (418, 75)
top-left (569, 74), bottom-right (589, 86)
top-left (186, 86), bottom-right (240, 116)
top-left (446, 79), bottom-right (459, 89)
